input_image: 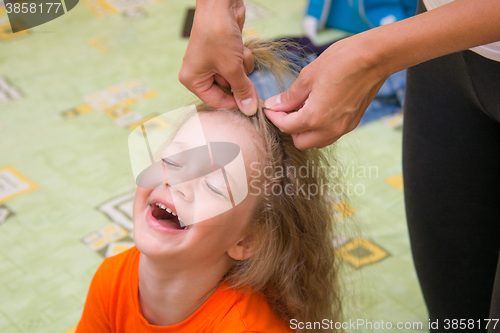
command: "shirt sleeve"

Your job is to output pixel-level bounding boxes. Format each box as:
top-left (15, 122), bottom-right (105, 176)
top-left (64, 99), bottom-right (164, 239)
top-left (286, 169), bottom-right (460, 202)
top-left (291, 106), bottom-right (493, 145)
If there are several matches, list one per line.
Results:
top-left (75, 261), bottom-right (112, 333)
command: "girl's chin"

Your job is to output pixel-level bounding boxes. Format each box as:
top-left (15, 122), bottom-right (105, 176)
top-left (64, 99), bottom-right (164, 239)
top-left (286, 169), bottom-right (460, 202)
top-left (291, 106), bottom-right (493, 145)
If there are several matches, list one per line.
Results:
top-left (134, 232), bottom-right (181, 258)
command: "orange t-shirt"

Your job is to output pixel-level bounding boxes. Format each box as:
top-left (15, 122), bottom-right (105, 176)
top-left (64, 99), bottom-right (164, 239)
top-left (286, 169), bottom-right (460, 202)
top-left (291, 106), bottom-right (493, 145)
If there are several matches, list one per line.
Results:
top-left (76, 246), bottom-right (293, 333)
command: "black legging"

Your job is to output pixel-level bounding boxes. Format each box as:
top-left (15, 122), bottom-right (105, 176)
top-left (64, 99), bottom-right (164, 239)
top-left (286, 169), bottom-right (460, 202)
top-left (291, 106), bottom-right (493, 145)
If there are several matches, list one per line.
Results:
top-left (403, 1), bottom-right (500, 331)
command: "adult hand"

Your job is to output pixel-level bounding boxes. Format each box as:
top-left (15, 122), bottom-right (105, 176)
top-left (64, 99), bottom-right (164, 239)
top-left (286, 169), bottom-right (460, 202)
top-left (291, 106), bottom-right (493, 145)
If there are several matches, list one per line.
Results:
top-left (265, 0), bottom-right (500, 150)
top-left (264, 35), bottom-right (389, 150)
top-left (179, 0), bottom-right (259, 116)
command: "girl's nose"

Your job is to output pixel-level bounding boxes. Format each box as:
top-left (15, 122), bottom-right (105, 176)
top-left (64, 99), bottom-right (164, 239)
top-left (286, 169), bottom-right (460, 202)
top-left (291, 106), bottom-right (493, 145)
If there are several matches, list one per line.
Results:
top-left (169, 181), bottom-right (194, 203)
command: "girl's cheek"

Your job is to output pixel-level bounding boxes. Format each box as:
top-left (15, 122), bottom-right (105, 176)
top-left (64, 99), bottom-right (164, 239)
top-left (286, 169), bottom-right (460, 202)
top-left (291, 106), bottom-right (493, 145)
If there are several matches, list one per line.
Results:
top-left (133, 188), bottom-right (152, 208)
top-left (137, 187), bottom-right (152, 196)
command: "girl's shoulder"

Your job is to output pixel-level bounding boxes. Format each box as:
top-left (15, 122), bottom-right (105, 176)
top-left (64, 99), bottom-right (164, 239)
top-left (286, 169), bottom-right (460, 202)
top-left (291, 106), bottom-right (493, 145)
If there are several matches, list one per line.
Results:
top-left (92, 246), bottom-right (140, 290)
top-left (76, 246), bottom-right (140, 332)
top-left (99, 246), bottom-right (140, 272)
top-left (214, 286), bottom-right (294, 333)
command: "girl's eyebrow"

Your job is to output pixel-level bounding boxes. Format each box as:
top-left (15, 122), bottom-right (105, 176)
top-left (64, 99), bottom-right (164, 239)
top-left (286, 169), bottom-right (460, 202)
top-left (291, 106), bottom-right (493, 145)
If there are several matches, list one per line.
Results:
top-left (162, 141), bottom-right (188, 158)
top-left (168, 141), bottom-right (188, 150)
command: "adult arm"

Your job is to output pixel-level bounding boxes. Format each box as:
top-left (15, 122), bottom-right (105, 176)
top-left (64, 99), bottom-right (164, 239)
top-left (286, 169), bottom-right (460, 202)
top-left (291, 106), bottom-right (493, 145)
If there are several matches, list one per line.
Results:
top-left (264, 0), bottom-right (500, 149)
top-left (178, 0), bottom-right (259, 116)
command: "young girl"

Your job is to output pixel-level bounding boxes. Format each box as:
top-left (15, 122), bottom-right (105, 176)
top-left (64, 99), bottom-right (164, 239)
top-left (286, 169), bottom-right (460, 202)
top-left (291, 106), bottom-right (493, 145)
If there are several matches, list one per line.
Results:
top-left (76, 41), bottom-right (344, 333)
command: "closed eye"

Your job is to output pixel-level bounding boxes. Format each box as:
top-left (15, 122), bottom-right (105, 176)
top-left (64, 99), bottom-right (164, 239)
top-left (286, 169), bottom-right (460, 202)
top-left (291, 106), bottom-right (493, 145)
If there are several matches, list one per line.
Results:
top-left (162, 158), bottom-right (181, 168)
top-left (205, 180), bottom-right (226, 198)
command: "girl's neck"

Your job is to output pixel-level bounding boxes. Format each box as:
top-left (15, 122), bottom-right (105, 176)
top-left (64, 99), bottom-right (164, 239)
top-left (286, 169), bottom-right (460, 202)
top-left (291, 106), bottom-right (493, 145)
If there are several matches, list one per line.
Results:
top-left (137, 252), bottom-right (233, 326)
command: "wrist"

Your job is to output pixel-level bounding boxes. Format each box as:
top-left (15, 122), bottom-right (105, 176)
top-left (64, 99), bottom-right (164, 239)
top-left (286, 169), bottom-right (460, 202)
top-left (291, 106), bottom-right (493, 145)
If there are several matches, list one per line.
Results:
top-left (194, 0), bottom-right (237, 32)
top-left (337, 31), bottom-right (393, 82)
top-left (353, 26), bottom-right (407, 78)
top-left (196, 0), bottom-right (234, 10)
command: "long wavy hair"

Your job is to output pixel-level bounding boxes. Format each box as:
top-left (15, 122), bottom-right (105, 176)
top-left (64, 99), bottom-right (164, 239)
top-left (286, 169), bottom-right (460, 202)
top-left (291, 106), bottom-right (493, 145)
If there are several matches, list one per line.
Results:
top-left (195, 39), bottom-right (345, 332)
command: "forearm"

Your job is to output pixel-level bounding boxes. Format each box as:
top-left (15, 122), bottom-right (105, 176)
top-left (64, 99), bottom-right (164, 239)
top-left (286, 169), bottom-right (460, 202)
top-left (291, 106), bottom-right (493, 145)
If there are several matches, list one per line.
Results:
top-left (196, 0), bottom-right (234, 5)
top-left (196, 0), bottom-right (232, 13)
top-left (192, 0), bottom-right (246, 43)
top-left (362, 0), bottom-right (500, 76)
top-left (195, 0), bottom-right (243, 21)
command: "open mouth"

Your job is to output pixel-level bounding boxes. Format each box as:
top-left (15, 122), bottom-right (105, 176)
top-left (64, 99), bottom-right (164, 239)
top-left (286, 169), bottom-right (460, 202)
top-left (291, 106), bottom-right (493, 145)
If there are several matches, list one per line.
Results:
top-left (150, 202), bottom-right (187, 230)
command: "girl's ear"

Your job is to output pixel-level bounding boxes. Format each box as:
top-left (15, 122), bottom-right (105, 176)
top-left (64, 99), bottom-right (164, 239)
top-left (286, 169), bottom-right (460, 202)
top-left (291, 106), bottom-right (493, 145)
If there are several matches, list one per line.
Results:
top-left (227, 234), bottom-right (257, 261)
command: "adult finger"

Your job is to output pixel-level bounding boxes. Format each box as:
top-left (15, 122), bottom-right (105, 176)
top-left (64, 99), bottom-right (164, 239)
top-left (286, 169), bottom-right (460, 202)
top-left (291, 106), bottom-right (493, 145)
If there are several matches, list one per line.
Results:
top-left (242, 47), bottom-right (255, 74)
top-left (264, 71), bottom-right (311, 111)
top-left (264, 108), bottom-right (310, 134)
top-left (291, 130), bottom-right (334, 150)
top-left (316, 138), bottom-right (337, 149)
top-left (226, 66), bottom-right (258, 116)
top-left (214, 74), bottom-right (230, 89)
top-left (197, 82), bottom-right (239, 109)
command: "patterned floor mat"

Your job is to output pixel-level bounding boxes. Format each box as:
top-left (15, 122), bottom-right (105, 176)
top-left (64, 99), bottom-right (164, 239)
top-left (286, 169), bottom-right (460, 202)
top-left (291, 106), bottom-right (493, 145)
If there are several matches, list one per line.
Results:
top-left (0, 0), bottom-right (428, 332)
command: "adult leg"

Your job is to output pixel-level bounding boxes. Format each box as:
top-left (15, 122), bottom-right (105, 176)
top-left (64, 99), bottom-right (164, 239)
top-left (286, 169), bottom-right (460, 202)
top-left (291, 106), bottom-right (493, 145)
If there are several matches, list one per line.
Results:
top-left (403, 46), bottom-right (500, 332)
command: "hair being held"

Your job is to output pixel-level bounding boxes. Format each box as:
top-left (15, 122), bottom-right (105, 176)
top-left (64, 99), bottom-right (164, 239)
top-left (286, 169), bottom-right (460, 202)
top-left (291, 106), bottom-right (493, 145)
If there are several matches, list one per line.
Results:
top-left (197, 39), bottom-right (345, 333)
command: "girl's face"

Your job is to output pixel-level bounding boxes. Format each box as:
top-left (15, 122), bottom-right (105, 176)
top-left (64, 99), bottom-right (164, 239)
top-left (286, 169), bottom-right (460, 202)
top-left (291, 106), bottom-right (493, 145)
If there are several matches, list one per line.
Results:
top-left (132, 112), bottom-right (261, 268)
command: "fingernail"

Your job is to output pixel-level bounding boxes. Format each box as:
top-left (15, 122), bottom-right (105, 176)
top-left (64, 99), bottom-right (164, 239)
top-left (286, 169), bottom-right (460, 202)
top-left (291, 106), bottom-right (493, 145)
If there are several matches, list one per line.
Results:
top-left (264, 94), bottom-right (281, 109)
top-left (241, 98), bottom-right (257, 116)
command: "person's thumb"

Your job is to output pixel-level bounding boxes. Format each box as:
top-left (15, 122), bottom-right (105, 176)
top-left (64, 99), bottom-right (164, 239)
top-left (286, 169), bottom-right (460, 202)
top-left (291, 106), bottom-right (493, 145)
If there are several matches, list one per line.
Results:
top-left (264, 76), bottom-right (310, 112)
top-left (227, 48), bottom-right (257, 116)
top-left (229, 73), bottom-right (259, 116)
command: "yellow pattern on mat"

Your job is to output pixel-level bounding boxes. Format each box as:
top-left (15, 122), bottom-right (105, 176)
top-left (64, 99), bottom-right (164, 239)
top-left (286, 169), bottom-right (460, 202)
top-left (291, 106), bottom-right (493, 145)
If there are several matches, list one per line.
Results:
top-left (332, 201), bottom-right (356, 219)
top-left (335, 238), bottom-right (389, 268)
top-left (0, 165), bottom-right (38, 204)
top-left (63, 326), bottom-right (76, 333)
top-left (386, 174), bottom-right (404, 191)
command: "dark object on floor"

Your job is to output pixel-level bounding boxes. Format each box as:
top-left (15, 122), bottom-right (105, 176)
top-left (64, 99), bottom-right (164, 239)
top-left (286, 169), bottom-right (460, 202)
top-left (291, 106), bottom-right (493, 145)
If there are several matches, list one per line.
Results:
top-left (278, 36), bottom-right (343, 57)
top-left (182, 8), bottom-right (196, 38)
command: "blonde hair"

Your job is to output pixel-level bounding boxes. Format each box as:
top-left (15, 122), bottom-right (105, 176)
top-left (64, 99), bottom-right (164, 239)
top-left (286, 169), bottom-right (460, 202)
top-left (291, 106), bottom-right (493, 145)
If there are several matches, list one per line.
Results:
top-left (196, 39), bottom-right (344, 332)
